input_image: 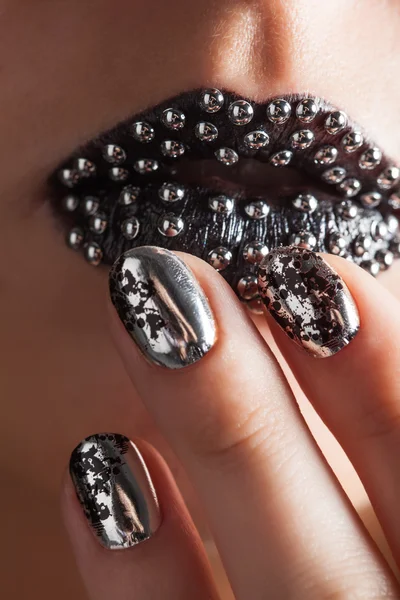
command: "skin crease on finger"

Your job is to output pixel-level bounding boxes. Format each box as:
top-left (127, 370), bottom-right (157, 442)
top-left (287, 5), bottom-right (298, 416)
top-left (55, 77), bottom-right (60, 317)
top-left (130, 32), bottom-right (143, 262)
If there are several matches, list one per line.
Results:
top-left (0, 0), bottom-right (400, 598)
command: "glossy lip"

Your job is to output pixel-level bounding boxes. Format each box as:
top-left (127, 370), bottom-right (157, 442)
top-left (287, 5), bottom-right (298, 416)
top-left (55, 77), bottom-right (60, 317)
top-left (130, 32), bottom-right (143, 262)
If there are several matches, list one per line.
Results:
top-left (50, 88), bottom-right (400, 309)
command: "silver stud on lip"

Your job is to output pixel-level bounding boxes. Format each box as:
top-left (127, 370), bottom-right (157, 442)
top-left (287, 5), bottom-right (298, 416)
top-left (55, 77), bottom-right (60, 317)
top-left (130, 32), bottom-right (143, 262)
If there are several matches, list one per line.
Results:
top-left (337, 177), bottom-right (362, 198)
top-left (314, 145), bottom-right (338, 166)
top-left (377, 166), bottom-right (400, 190)
top-left (82, 196), bottom-right (100, 216)
top-left (371, 219), bottom-right (388, 241)
top-left (208, 195), bottom-right (235, 214)
top-left (328, 232), bottom-right (347, 256)
top-left (228, 100), bottom-right (254, 125)
top-left (102, 144), bottom-right (127, 165)
top-left (390, 237), bottom-right (400, 257)
top-left (324, 111), bottom-right (348, 134)
top-left (59, 168), bottom-right (80, 188)
top-left (67, 227), bottom-right (84, 250)
top-left (290, 129), bottom-right (314, 150)
top-left (131, 121), bottom-right (155, 143)
top-left (388, 192), bottom-right (400, 210)
top-left (360, 191), bottom-right (382, 209)
top-left (290, 231), bottom-right (317, 250)
top-left (62, 194), bottom-right (79, 212)
top-left (266, 99), bottom-right (291, 124)
top-left (337, 200), bottom-right (358, 219)
top-left (134, 159), bottom-right (159, 174)
top-left (353, 233), bottom-right (372, 256)
top-left (109, 167), bottom-right (130, 182)
top-left (386, 214), bottom-right (399, 236)
top-left (359, 147), bottom-right (382, 170)
top-left (158, 182), bottom-right (185, 203)
top-left (321, 166), bottom-right (346, 184)
top-left (296, 98), bottom-right (319, 123)
top-left (89, 213), bottom-right (108, 235)
top-left (375, 249), bottom-right (394, 270)
top-left (270, 150), bottom-right (292, 167)
top-left (207, 246), bottom-right (232, 270)
top-left (195, 121), bottom-right (218, 142)
top-left (243, 130), bottom-right (270, 149)
top-left (75, 158), bottom-right (96, 177)
top-left (121, 217), bottom-right (140, 240)
top-left (244, 200), bottom-right (270, 219)
top-left (119, 185), bottom-right (140, 205)
top-left (361, 259), bottom-right (380, 277)
top-left (292, 193), bottom-right (318, 213)
top-left (200, 89), bottom-right (224, 113)
top-left (157, 214), bottom-right (185, 237)
top-left (161, 140), bottom-right (185, 158)
top-left (215, 147), bottom-right (239, 166)
top-left (161, 108), bottom-right (186, 130)
top-left (237, 275), bottom-right (259, 300)
top-left (243, 241), bottom-right (269, 264)
top-left (84, 242), bottom-right (103, 266)
top-left (341, 131), bottom-right (363, 153)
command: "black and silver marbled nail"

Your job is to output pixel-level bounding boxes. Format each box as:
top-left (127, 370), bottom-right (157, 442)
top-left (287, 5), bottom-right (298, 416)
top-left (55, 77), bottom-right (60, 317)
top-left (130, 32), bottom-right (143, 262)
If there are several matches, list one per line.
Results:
top-left (109, 246), bottom-right (216, 369)
top-left (70, 433), bottom-right (161, 549)
top-left (258, 247), bottom-right (360, 357)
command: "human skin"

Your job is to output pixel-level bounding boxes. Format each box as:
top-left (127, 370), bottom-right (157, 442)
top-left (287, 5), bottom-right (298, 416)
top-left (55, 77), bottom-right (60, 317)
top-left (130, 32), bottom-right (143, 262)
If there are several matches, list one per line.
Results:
top-left (1, 1), bottom-right (400, 598)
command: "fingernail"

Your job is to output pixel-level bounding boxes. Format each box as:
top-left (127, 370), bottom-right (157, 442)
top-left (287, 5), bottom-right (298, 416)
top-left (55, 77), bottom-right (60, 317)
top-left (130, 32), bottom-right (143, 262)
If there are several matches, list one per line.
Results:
top-left (109, 246), bottom-right (216, 369)
top-left (258, 247), bottom-right (360, 358)
top-left (70, 433), bottom-right (161, 549)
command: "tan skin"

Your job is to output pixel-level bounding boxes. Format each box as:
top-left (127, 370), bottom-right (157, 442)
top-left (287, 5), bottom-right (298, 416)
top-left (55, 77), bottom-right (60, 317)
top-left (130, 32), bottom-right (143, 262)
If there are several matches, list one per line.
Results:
top-left (1, 1), bottom-right (400, 597)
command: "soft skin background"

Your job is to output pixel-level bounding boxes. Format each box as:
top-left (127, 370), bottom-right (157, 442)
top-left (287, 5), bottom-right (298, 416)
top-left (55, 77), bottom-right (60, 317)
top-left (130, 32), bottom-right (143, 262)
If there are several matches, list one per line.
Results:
top-left (1, 1), bottom-right (400, 597)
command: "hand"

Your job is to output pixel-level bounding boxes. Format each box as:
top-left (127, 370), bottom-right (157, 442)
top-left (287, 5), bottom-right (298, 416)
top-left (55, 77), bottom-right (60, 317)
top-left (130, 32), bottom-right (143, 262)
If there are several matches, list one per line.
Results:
top-left (62, 246), bottom-right (400, 599)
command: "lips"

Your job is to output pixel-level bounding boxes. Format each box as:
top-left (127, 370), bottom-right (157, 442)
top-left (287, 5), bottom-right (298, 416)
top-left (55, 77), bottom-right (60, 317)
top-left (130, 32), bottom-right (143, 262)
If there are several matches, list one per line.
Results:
top-left (51, 88), bottom-right (400, 311)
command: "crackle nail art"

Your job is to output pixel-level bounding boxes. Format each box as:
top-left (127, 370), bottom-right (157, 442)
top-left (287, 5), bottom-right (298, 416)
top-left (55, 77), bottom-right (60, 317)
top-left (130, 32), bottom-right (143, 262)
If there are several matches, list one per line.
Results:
top-left (109, 246), bottom-right (216, 369)
top-left (70, 433), bottom-right (161, 549)
top-left (258, 247), bottom-right (360, 357)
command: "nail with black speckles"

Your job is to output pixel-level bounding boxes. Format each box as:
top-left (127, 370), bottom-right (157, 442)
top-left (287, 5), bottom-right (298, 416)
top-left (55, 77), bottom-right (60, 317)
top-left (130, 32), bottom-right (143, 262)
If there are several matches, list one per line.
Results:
top-left (258, 247), bottom-right (360, 357)
top-left (109, 246), bottom-right (216, 369)
top-left (70, 433), bottom-right (161, 549)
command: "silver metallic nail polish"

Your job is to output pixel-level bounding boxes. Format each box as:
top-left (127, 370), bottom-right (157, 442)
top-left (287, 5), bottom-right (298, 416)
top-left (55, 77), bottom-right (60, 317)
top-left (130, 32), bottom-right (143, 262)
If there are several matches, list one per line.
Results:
top-left (70, 433), bottom-right (161, 549)
top-left (109, 247), bottom-right (216, 369)
top-left (258, 247), bottom-right (360, 358)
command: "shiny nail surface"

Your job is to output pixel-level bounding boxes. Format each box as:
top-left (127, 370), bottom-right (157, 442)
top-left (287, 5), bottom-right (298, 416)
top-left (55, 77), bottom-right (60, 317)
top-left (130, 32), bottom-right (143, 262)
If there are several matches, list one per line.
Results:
top-left (70, 433), bottom-right (161, 549)
top-left (109, 246), bottom-right (216, 369)
top-left (258, 247), bottom-right (360, 357)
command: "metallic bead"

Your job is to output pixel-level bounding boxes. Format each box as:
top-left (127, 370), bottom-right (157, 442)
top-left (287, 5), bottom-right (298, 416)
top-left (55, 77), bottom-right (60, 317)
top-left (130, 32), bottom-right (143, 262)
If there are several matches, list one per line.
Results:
top-left (157, 213), bottom-right (185, 237)
top-left (337, 177), bottom-right (361, 198)
top-left (195, 121), bottom-right (218, 142)
top-left (290, 129), bottom-right (314, 150)
top-left (83, 242), bottom-right (103, 266)
top-left (314, 145), bottom-right (338, 166)
top-left (67, 227), bottom-right (84, 251)
top-left (324, 111), bottom-right (347, 134)
top-left (208, 194), bottom-right (234, 214)
top-left (158, 182), bottom-right (185, 203)
top-left (109, 167), bottom-right (130, 182)
top-left (121, 217), bottom-right (140, 240)
top-left (59, 168), bottom-right (80, 188)
top-left (375, 249), bottom-right (394, 270)
top-left (266, 99), bottom-right (291, 124)
top-left (89, 213), bottom-right (108, 235)
top-left (371, 219), bottom-right (388, 241)
top-left (337, 200), bottom-right (358, 219)
top-left (386, 214), bottom-right (399, 236)
top-left (388, 192), bottom-right (400, 210)
top-left (360, 191), bottom-right (382, 209)
top-left (296, 98), bottom-right (319, 123)
top-left (290, 231), bottom-right (317, 250)
top-left (199, 89), bottom-right (224, 113)
top-left (322, 166), bottom-right (346, 184)
top-left (243, 242), bottom-right (269, 264)
top-left (328, 232), bottom-right (347, 256)
top-left (207, 246), bottom-right (232, 271)
top-left (237, 275), bottom-right (258, 300)
top-left (215, 147), bottom-right (239, 166)
top-left (102, 144), bottom-right (126, 165)
top-left (361, 260), bottom-right (380, 277)
top-left (247, 298), bottom-right (264, 314)
top-left (134, 159), bottom-right (159, 174)
top-left (292, 193), bottom-right (318, 213)
top-left (131, 121), bottom-right (155, 143)
top-left (62, 194), bottom-right (79, 212)
top-left (377, 166), bottom-right (400, 190)
top-left (354, 233), bottom-right (372, 256)
top-left (82, 196), bottom-right (99, 216)
top-left (119, 185), bottom-right (140, 206)
top-left (161, 140), bottom-right (185, 158)
top-left (359, 147), bottom-right (382, 170)
top-left (243, 130), bottom-right (269, 149)
top-left (161, 108), bottom-right (186, 130)
top-left (342, 131), bottom-right (363, 153)
top-left (228, 100), bottom-right (254, 125)
top-left (244, 200), bottom-right (270, 219)
top-left (75, 158), bottom-right (96, 177)
top-left (270, 150), bottom-right (292, 167)
top-left (389, 237), bottom-right (400, 257)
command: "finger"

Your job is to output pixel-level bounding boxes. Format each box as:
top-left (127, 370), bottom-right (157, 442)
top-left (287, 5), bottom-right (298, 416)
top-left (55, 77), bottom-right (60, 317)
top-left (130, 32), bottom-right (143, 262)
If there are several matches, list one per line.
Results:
top-left (108, 246), bottom-right (399, 599)
top-left (61, 434), bottom-right (219, 600)
top-left (258, 246), bottom-right (400, 565)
